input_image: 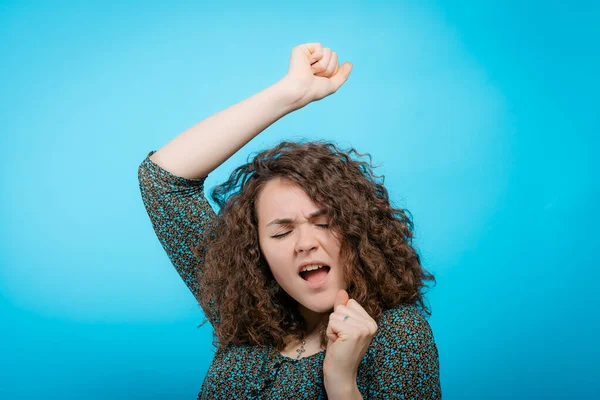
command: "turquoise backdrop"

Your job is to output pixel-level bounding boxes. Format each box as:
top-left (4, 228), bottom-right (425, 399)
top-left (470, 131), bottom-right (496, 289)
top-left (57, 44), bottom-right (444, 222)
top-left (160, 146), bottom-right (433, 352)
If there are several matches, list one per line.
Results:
top-left (1, 1), bottom-right (598, 398)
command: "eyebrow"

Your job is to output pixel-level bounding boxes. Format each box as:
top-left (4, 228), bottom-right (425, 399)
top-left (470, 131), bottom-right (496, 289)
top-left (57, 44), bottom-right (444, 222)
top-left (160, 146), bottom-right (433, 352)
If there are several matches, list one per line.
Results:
top-left (266, 209), bottom-right (327, 227)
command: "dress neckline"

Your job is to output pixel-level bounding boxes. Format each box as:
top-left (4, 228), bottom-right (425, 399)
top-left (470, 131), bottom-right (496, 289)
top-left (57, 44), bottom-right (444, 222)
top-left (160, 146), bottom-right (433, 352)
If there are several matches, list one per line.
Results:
top-left (270, 346), bottom-right (326, 362)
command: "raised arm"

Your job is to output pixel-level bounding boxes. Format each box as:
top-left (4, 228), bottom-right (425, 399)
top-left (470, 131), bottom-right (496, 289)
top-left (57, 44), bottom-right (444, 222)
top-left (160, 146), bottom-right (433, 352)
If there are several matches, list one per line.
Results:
top-left (148, 43), bottom-right (353, 179)
top-left (138, 153), bottom-right (218, 316)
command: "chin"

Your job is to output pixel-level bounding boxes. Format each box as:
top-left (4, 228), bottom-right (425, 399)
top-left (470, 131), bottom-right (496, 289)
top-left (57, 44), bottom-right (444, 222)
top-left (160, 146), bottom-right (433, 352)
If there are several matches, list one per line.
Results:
top-left (303, 303), bottom-right (332, 314)
top-left (297, 291), bottom-right (337, 314)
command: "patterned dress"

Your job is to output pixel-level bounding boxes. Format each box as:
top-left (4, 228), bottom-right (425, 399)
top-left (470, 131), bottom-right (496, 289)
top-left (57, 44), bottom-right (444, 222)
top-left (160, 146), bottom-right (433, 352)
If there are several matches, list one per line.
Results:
top-left (138, 150), bottom-right (442, 399)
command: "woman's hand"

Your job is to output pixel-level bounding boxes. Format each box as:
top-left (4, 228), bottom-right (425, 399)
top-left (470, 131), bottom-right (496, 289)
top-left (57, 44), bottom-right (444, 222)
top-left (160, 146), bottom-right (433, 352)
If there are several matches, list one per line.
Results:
top-left (281, 42), bottom-right (353, 110)
top-left (323, 290), bottom-right (378, 397)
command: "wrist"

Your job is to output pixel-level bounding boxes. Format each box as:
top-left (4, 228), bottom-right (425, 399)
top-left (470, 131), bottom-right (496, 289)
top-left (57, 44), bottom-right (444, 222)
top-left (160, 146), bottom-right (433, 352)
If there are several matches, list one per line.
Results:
top-left (324, 374), bottom-right (360, 400)
top-left (325, 381), bottom-right (362, 400)
top-left (274, 76), bottom-right (311, 112)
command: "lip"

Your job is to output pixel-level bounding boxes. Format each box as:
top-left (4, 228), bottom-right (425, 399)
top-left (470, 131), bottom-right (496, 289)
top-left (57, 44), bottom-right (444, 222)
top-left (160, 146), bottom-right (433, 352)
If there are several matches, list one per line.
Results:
top-left (297, 260), bottom-right (329, 275)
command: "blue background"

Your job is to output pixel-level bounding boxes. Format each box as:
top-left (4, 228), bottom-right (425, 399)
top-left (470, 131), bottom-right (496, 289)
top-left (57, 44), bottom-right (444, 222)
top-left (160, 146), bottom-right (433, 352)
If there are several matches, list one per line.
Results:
top-left (1, 1), bottom-right (598, 398)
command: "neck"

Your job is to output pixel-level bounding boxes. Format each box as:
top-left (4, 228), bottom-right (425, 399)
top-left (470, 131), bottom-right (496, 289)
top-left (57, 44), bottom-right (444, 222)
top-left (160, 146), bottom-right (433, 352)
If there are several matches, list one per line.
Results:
top-left (298, 303), bottom-right (328, 336)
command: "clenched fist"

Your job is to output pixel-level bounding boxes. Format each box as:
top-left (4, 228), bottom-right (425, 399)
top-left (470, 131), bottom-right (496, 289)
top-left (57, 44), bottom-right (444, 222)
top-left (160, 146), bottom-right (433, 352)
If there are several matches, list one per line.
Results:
top-left (323, 290), bottom-right (378, 398)
top-left (282, 42), bottom-right (353, 110)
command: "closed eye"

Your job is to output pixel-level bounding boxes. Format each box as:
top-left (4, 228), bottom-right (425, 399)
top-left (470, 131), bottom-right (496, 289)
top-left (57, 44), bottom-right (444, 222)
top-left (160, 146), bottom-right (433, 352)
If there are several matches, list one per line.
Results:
top-left (271, 224), bottom-right (329, 239)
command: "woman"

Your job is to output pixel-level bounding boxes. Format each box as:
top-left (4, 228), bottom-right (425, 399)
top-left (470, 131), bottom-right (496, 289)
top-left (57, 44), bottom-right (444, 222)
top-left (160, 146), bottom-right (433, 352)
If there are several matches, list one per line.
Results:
top-left (138, 43), bottom-right (441, 399)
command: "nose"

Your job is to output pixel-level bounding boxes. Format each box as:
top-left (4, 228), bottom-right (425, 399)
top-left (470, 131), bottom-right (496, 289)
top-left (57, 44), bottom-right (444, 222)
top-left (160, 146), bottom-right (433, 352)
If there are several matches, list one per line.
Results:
top-left (294, 223), bottom-right (319, 253)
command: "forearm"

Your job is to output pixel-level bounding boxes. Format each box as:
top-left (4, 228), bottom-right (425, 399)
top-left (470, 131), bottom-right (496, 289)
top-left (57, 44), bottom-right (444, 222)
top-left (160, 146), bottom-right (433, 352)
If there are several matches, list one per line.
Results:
top-left (150, 78), bottom-right (303, 180)
top-left (325, 373), bottom-right (363, 400)
top-left (326, 383), bottom-right (363, 400)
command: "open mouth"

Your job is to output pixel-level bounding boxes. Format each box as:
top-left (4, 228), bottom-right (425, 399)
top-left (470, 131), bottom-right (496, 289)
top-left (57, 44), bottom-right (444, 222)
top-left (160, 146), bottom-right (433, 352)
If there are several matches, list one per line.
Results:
top-left (299, 265), bottom-right (331, 283)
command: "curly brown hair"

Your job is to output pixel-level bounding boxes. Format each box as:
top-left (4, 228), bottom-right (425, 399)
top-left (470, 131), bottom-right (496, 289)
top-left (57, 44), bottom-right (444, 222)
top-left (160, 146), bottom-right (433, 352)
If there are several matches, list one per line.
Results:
top-left (193, 139), bottom-right (436, 351)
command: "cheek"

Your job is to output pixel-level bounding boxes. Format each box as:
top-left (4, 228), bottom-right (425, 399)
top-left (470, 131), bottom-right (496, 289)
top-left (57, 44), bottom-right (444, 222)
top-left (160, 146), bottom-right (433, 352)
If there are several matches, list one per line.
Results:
top-left (327, 237), bottom-right (343, 257)
top-left (260, 241), bottom-right (291, 277)
top-left (261, 240), bottom-right (283, 259)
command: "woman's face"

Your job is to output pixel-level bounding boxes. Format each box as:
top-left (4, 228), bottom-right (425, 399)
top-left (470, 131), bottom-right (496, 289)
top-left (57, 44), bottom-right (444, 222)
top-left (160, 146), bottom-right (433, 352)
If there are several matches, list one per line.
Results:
top-left (256, 177), bottom-right (346, 315)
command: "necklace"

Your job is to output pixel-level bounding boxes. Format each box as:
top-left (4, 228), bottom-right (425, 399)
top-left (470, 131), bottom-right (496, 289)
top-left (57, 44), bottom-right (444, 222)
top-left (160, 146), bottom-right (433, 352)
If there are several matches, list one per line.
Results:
top-left (295, 332), bottom-right (320, 360)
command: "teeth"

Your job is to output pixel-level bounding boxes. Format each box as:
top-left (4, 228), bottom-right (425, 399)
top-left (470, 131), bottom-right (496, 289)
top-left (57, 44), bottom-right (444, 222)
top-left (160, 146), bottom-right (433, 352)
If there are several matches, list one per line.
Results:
top-left (301, 264), bottom-right (324, 273)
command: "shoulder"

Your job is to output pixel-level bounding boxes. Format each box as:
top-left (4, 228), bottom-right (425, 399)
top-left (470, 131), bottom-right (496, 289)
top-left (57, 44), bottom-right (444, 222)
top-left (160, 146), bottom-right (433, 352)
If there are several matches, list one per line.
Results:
top-left (372, 303), bottom-right (437, 353)
top-left (379, 303), bottom-right (433, 330)
top-left (366, 304), bottom-right (442, 397)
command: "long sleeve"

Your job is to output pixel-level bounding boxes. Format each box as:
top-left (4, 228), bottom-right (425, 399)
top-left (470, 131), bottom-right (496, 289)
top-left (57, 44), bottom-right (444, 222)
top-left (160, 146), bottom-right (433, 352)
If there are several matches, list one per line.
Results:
top-left (137, 150), bottom-right (219, 324)
top-left (367, 304), bottom-right (442, 399)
